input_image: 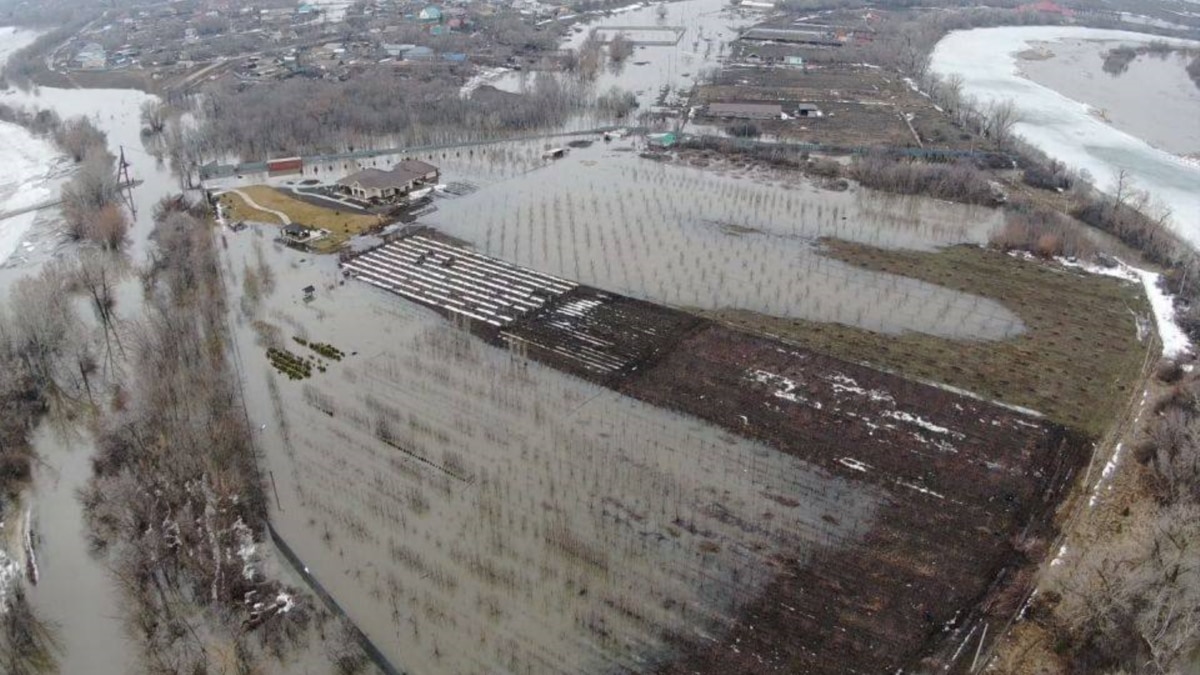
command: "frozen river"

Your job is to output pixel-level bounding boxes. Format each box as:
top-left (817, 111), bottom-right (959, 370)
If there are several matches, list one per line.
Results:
top-left (931, 26), bottom-right (1200, 246)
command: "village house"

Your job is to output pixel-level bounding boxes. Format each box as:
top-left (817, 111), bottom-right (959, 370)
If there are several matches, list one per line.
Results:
top-left (706, 102), bottom-right (784, 120)
top-left (74, 42), bottom-right (108, 70)
top-left (336, 160), bottom-right (440, 201)
top-left (706, 101), bottom-right (822, 120)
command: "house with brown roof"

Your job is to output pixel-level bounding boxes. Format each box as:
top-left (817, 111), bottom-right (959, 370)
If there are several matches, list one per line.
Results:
top-left (336, 160), bottom-right (439, 201)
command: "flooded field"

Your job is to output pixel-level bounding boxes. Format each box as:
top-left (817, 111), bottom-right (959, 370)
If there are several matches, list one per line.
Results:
top-left (225, 223), bottom-right (1085, 673)
top-left (1020, 38), bottom-right (1200, 156)
top-left (226, 230), bottom-right (882, 673)
top-left (421, 141), bottom-right (1021, 339)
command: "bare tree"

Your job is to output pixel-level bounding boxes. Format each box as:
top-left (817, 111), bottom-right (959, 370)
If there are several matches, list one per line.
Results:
top-left (139, 100), bottom-right (168, 136)
top-left (609, 32), bottom-right (635, 64)
top-left (75, 249), bottom-right (126, 368)
top-left (7, 261), bottom-right (83, 398)
top-left (61, 148), bottom-right (119, 241)
top-left (983, 98), bottom-right (1022, 149)
top-left (52, 116), bottom-right (106, 162)
top-left (577, 33), bottom-right (606, 82)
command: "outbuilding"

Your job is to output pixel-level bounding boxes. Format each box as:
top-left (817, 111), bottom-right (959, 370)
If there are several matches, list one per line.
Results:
top-left (706, 102), bottom-right (784, 120)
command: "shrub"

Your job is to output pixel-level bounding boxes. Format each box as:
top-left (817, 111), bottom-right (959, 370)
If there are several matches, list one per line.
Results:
top-left (990, 201), bottom-right (1093, 260)
top-left (850, 154), bottom-right (1001, 206)
top-left (807, 157), bottom-right (842, 179)
top-left (726, 122), bottom-right (761, 138)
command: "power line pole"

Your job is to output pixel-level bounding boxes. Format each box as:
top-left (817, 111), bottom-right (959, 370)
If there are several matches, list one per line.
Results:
top-left (117, 145), bottom-right (137, 216)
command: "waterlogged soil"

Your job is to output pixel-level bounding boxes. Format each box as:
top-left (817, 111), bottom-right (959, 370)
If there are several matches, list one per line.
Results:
top-left (222, 229), bottom-right (883, 674)
top-left (422, 141), bottom-right (1022, 340)
top-left (1020, 38), bottom-right (1200, 156)
top-left (623, 325), bottom-right (1090, 674)
top-left (705, 242), bottom-right (1152, 437)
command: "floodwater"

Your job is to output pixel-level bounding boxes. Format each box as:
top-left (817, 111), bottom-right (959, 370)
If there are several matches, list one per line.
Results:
top-left (222, 230), bottom-right (884, 674)
top-left (24, 425), bottom-right (138, 674)
top-left (216, 137), bottom-right (1023, 339)
top-left (494, 0), bottom-right (767, 111)
top-left (422, 141), bottom-right (1022, 339)
top-left (930, 27), bottom-right (1200, 246)
top-left (0, 30), bottom-right (180, 672)
top-left (0, 27), bottom-right (74, 285)
top-left (1019, 38), bottom-right (1200, 156)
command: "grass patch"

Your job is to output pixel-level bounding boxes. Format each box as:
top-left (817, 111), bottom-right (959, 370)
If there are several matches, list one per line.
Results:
top-left (221, 192), bottom-right (283, 224)
top-left (241, 186), bottom-right (382, 236)
top-left (694, 242), bottom-right (1151, 437)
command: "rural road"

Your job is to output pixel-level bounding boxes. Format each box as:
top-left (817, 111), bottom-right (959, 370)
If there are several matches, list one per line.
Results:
top-left (222, 188), bottom-right (291, 224)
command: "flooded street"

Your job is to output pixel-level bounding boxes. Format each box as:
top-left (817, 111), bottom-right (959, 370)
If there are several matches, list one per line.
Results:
top-left (930, 27), bottom-right (1200, 245)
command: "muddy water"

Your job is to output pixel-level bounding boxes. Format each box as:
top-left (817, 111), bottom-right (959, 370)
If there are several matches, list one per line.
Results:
top-left (1020, 38), bottom-right (1200, 156)
top-left (223, 230), bottom-right (884, 674)
top-left (420, 141), bottom-right (1023, 340)
top-left (0, 68), bottom-right (178, 671)
top-left (24, 425), bottom-right (138, 673)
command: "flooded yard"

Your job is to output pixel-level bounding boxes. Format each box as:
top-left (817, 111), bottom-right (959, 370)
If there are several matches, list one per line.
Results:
top-left (494, 0), bottom-right (766, 110)
top-left (224, 230), bottom-right (882, 673)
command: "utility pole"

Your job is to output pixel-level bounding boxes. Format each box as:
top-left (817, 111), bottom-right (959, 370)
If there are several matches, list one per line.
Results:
top-left (117, 145), bottom-right (137, 216)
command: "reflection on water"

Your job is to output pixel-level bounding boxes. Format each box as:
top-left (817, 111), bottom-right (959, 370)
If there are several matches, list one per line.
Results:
top-left (423, 144), bottom-right (1022, 340)
top-left (224, 234), bottom-right (882, 673)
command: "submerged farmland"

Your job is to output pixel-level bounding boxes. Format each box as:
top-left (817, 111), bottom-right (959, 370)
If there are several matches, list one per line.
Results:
top-left (423, 146), bottom-right (1023, 340)
top-left (227, 213), bottom-right (1094, 673)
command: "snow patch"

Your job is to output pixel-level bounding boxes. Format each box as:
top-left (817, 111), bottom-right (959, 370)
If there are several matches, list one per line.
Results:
top-left (826, 373), bottom-right (895, 403)
top-left (838, 457), bottom-right (870, 473)
top-left (748, 369), bottom-right (822, 409)
top-left (0, 548), bottom-right (20, 614)
top-left (882, 410), bottom-right (964, 440)
top-left (1089, 442), bottom-right (1124, 508)
top-left (1057, 257), bottom-right (1192, 358)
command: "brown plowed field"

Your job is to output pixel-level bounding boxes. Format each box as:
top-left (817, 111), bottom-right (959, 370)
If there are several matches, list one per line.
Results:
top-left (620, 325), bottom-right (1089, 674)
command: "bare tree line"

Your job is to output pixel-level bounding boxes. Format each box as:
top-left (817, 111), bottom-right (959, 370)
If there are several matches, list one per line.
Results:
top-left (848, 153), bottom-right (1003, 206)
top-left (79, 200), bottom-right (320, 672)
top-left (175, 64), bottom-right (633, 164)
top-left (1043, 359), bottom-right (1200, 674)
